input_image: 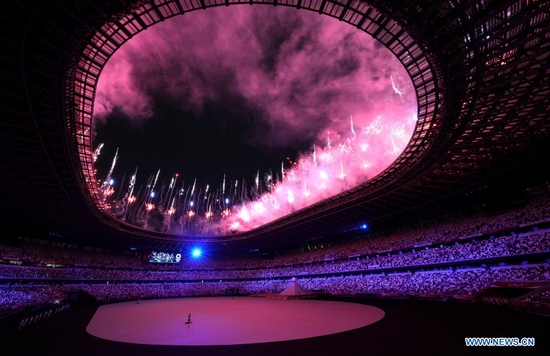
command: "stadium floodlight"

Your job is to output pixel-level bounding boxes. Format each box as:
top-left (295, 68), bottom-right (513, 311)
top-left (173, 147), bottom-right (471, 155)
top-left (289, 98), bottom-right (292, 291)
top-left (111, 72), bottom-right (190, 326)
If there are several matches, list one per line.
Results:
top-left (192, 248), bottom-right (202, 258)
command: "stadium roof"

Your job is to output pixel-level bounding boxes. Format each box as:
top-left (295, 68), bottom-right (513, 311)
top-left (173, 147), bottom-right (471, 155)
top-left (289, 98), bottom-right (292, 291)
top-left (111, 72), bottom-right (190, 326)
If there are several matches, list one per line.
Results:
top-left (2, 0), bottom-right (549, 254)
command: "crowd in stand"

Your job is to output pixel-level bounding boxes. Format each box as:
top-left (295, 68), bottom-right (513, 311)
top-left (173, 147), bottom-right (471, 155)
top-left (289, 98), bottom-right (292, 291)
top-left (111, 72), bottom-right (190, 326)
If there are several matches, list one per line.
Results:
top-left (2, 194), bottom-right (549, 270)
top-left (0, 243), bottom-right (141, 268)
top-left (0, 193), bottom-right (549, 310)
top-left (1, 263), bottom-right (548, 310)
top-left (521, 288), bottom-right (550, 303)
top-left (1, 231), bottom-right (547, 282)
top-left (0, 285), bottom-right (66, 310)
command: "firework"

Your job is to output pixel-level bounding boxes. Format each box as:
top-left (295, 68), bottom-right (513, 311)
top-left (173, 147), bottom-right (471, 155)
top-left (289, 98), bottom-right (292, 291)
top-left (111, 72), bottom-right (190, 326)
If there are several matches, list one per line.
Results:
top-left (115, 113), bottom-right (416, 235)
top-left (91, 8), bottom-right (417, 236)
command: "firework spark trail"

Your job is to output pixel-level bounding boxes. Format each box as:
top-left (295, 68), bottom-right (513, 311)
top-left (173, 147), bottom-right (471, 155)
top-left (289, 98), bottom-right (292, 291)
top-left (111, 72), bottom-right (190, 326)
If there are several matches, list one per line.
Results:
top-left (98, 148), bottom-right (119, 205)
top-left (127, 166), bottom-right (138, 203)
top-left (167, 173), bottom-right (178, 209)
top-left (190, 178), bottom-right (196, 197)
top-left (93, 143), bottom-right (104, 163)
top-left (391, 74), bottom-right (403, 100)
top-left (152, 169), bottom-right (161, 193)
top-left (233, 181), bottom-right (239, 203)
top-left (105, 148), bottom-right (118, 184)
top-left (182, 185), bottom-right (190, 213)
top-left (240, 179), bottom-right (246, 202)
top-left (143, 174), bottom-right (153, 205)
top-left (350, 116), bottom-right (356, 137)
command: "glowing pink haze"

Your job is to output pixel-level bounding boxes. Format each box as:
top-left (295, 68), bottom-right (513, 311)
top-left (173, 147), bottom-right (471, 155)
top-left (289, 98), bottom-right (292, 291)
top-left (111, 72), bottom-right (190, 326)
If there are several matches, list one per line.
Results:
top-left (93, 6), bottom-right (417, 236)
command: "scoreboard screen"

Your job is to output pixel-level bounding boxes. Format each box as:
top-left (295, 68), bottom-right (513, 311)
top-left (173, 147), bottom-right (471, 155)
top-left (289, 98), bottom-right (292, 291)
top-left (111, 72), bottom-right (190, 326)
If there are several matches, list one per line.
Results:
top-left (148, 251), bottom-right (181, 263)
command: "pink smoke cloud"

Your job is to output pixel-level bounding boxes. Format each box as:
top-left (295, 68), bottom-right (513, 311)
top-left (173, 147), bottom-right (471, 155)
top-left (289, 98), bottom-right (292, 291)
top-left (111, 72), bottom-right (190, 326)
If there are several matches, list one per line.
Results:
top-left (93, 6), bottom-right (417, 235)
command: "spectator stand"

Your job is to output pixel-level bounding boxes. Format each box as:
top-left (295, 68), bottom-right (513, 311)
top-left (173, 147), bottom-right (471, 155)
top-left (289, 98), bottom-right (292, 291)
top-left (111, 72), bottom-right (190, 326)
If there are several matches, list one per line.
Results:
top-left (512, 282), bottom-right (550, 316)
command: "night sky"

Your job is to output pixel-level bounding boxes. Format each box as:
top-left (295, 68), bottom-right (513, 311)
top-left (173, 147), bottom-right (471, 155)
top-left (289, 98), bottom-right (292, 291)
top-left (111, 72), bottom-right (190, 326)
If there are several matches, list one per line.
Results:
top-left (91, 6), bottom-right (417, 235)
top-left (94, 94), bottom-right (311, 188)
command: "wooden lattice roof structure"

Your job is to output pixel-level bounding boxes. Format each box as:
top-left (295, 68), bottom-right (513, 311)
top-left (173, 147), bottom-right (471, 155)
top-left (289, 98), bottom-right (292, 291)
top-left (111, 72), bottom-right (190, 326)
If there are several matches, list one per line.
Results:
top-left (2, 0), bottom-right (549, 253)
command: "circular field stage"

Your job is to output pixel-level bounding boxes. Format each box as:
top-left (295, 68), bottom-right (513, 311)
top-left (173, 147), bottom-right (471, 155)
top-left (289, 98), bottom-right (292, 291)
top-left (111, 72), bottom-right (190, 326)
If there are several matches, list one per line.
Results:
top-left (86, 296), bottom-right (385, 346)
